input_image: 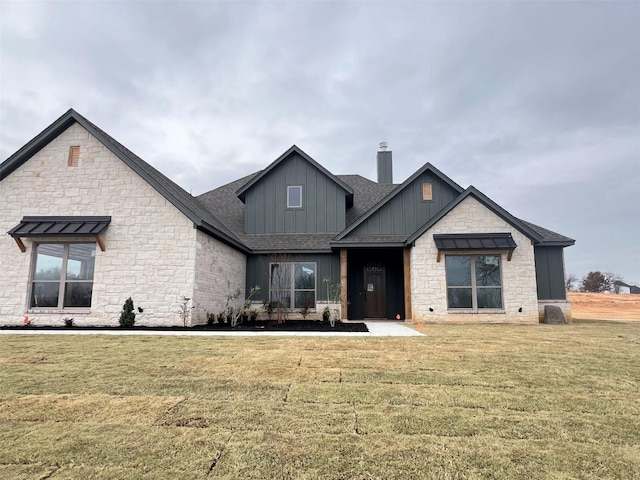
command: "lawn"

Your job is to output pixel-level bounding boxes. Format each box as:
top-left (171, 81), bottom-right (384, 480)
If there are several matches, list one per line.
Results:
top-left (0, 322), bottom-right (638, 479)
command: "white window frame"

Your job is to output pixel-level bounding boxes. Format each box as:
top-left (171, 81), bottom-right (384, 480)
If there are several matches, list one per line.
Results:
top-left (287, 185), bottom-right (303, 208)
top-left (445, 254), bottom-right (504, 311)
top-left (269, 261), bottom-right (316, 310)
top-left (29, 242), bottom-right (96, 310)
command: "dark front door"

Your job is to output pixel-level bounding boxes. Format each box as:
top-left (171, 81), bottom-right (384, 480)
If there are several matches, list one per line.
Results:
top-left (364, 264), bottom-right (386, 318)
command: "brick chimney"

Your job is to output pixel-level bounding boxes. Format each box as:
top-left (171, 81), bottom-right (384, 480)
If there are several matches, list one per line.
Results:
top-left (377, 141), bottom-right (393, 184)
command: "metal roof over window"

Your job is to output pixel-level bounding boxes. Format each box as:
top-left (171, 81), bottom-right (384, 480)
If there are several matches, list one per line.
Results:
top-left (7, 216), bottom-right (111, 253)
top-left (433, 233), bottom-right (517, 250)
top-left (8, 216), bottom-right (111, 237)
top-left (433, 233), bottom-right (517, 261)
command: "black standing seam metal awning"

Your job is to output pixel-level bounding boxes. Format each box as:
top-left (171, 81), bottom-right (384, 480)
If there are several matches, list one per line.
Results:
top-left (7, 216), bottom-right (111, 252)
top-left (433, 233), bottom-right (517, 261)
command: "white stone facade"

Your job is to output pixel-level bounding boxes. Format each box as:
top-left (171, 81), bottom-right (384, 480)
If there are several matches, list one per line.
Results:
top-left (410, 196), bottom-right (539, 323)
top-left (0, 123), bottom-right (245, 327)
top-left (192, 229), bottom-right (246, 325)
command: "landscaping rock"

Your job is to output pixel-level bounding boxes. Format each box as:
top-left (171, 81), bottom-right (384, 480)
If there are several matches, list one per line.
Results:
top-left (543, 305), bottom-right (567, 324)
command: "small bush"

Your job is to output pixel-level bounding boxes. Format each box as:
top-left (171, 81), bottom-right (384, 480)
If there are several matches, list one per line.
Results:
top-left (119, 297), bottom-right (136, 327)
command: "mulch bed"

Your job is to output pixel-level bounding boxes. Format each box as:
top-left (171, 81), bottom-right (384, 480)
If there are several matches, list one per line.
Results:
top-left (1, 321), bottom-right (369, 333)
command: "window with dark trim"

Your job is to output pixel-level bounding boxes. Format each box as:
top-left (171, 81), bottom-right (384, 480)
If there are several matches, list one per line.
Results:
top-left (445, 255), bottom-right (503, 310)
top-left (30, 243), bottom-right (96, 308)
top-left (270, 262), bottom-right (316, 309)
top-left (287, 186), bottom-right (302, 208)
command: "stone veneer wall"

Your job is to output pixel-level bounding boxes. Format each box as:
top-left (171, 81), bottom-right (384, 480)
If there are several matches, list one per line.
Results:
top-left (0, 123), bottom-right (237, 327)
top-left (192, 229), bottom-right (246, 325)
top-left (410, 196), bottom-right (539, 323)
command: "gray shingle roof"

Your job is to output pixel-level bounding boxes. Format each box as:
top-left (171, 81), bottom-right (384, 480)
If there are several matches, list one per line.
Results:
top-left (337, 175), bottom-right (397, 226)
top-left (519, 219), bottom-right (575, 246)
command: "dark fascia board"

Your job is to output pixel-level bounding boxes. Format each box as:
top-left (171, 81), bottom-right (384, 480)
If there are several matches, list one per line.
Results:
top-left (334, 162), bottom-right (464, 241)
top-left (1, 109), bottom-right (249, 253)
top-left (330, 241), bottom-right (407, 249)
top-left (535, 240), bottom-right (576, 247)
top-left (196, 222), bottom-right (249, 252)
top-left (235, 145), bottom-right (354, 202)
top-left (250, 248), bottom-right (334, 254)
top-left (405, 186), bottom-right (545, 245)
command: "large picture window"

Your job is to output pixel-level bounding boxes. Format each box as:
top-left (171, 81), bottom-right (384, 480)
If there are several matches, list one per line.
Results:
top-left (270, 262), bottom-right (316, 309)
top-left (30, 243), bottom-right (96, 308)
top-left (446, 255), bottom-right (502, 310)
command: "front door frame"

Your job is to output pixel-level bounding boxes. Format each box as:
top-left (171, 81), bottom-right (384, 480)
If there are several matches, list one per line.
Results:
top-left (364, 263), bottom-right (386, 318)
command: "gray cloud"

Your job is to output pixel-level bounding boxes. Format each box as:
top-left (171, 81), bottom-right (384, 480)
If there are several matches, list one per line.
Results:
top-left (2, 1), bottom-right (639, 283)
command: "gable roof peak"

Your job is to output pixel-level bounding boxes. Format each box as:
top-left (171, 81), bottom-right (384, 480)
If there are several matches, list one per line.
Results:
top-left (235, 145), bottom-right (354, 201)
top-left (405, 185), bottom-right (545, 245)
top-left (334, 160), bottom-right (464, 240)
top-left (1, 108), bottom-right (248, 253)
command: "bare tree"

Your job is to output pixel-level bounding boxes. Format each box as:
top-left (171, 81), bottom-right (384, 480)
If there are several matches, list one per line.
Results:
top-left (605, 272), bottom-right (624, 293)
top-left (261, 253), bottom-right (294, 324)
top-left (566, 274), bottom-right (578, 292)
top-left (580, 271), bottom-right (611, 293)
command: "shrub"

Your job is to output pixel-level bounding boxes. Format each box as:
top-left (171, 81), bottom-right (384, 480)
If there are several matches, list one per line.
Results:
top-left (119, 297), bottom-right (136, 327)
top-left (178, 296), bottom-right (192, 327)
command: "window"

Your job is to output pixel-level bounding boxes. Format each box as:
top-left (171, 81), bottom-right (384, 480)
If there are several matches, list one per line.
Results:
top-left (68, 146), bottom-right (80, 167)
top-left (287, 186), bottom-right (302, 208)
top-left (270, 262), bottom-right (316, 309)
top-left (446, 255), bottom-right (502, 310)
top-left (422, 182), bottom-right (432, 201)
top-left (30, 243), bottom-right (96, 308)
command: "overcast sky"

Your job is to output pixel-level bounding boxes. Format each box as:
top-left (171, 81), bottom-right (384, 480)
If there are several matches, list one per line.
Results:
top-left (1, 1), bottom-right (639, 285)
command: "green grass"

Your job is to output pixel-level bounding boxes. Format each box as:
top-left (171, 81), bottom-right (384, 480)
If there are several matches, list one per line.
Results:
top-left (0, 322), bottom-right (638, 479)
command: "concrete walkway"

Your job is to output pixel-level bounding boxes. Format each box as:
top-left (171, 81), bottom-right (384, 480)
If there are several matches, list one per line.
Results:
top-left (0, 322), bottom-right (423, 337)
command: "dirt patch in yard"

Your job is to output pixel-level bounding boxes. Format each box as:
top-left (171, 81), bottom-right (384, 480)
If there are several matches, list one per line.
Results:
top-left (569, 292), bottom-right (640, 321)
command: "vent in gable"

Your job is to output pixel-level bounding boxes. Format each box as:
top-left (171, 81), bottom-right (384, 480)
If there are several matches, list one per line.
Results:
top-left (422, 183), bottom-right (432, 201)
top-left (68, 146), bottom-right (80, 167)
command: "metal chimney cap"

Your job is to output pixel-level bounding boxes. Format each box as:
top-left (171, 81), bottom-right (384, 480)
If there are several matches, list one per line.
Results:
top-left (379, 141), bottom-right (388, 151)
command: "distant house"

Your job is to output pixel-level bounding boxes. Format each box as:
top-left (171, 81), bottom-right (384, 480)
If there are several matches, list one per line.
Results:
top-left (614, 281), bottom-right (640, 294)
top-left (0, 109), bottom-right (575, 326)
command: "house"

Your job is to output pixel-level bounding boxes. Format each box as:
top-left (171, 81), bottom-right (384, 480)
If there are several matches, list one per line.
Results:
top-left (0, 109), bottom-right (574, 326)
top-left (613, 281), bottom-right (640, 295)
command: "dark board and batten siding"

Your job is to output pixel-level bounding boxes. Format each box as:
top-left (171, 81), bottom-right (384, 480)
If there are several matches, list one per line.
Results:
top-left (244, 154), bottom-right (347, 234)
top-left (534, 246), bottom-right (567, 300)
top-left (350, 171), bottom-right (459, 236)
top-left (245, 253), bottom-right (341, 303)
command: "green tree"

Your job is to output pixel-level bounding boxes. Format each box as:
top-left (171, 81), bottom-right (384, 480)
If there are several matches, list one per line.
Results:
top-left (119, 297), bottom-right (136, 327)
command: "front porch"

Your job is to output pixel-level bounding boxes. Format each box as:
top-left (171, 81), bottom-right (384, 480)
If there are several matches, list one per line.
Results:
top-left (340, 247), bottom-right (410, 320)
